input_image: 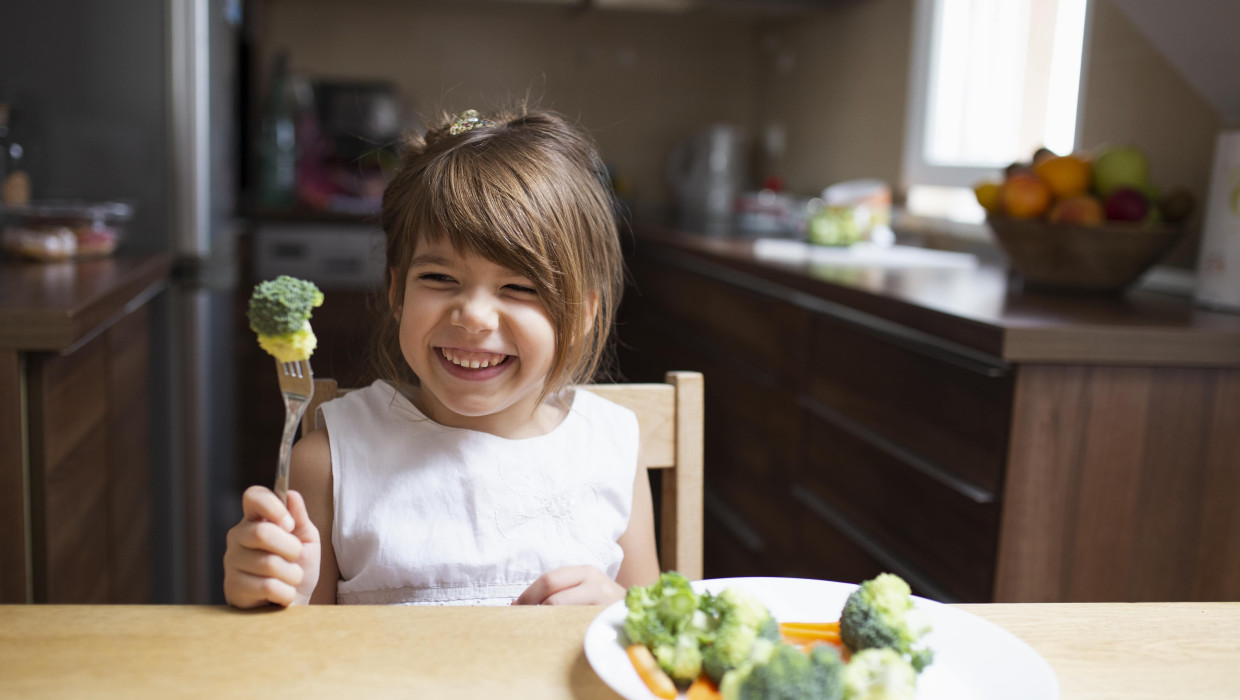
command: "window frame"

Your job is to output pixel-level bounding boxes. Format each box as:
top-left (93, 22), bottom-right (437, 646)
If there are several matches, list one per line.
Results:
top-left (901, 0), bottom-right (1097, 193)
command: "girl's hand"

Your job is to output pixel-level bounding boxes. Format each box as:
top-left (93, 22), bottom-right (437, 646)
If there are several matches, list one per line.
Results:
top-left (513, 565), bottom-right (625, 606)
top-left (223, 486), bottom-right (321, 608)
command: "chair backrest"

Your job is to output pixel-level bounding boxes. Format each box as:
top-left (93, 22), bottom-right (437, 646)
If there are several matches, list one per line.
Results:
top-left (300, 371), bottom-right (704, 580)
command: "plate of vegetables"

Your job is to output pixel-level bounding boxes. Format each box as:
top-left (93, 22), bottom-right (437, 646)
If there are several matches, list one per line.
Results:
top-left (583, 573), bottom-right (1058, 700)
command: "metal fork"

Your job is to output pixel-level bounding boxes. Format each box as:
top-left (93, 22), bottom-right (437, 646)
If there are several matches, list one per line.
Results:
top-left (273, 358), bottom-right (314, 505)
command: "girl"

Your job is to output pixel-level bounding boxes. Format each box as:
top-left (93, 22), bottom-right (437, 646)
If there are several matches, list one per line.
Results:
top-left (223, 107), bottom-right (660, 607)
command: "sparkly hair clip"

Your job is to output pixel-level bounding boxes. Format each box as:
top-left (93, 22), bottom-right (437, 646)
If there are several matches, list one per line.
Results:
top-left (448, 109), bottom-right (496, 136)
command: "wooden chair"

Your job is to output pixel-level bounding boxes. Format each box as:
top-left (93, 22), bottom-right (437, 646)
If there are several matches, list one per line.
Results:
top-left (300, 371), bottom-right (704, 580)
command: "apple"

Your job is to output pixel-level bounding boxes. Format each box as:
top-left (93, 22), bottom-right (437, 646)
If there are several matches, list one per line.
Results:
top-left (1048, 194), bottom-right (1105, 225)
top-left (1104, 187), bottom-right (1149, 222)
top-left (1093, 145), bottom-right (1150, 198)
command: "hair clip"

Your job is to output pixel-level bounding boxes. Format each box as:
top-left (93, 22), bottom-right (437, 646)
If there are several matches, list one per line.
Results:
top-left (449, 109), bottom-right (496, 136)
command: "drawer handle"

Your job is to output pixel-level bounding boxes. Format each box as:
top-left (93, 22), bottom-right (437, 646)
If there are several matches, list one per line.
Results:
top-left (791, 485), bottom-right (958, 603)
top-left (801, 397), bottom-right (996, 505)
top-left (704, 488), bottom-right (766, 553)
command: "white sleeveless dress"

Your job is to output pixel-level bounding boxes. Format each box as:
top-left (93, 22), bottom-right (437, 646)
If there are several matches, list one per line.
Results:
top-left (318, 380), bottom-right (639, 605)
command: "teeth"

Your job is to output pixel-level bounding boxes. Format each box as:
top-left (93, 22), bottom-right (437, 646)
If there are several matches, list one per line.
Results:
top-left (441, 348), bottom-right (506, 369)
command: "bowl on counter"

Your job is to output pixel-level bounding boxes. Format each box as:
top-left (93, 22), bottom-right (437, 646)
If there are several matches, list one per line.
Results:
top-left (1, 200), bottom-right (132, 262)
top-left (986, 215), bottom-right (1186, 293)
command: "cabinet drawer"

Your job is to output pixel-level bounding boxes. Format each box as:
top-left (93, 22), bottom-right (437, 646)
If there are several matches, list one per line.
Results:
top-left (630, 253), bottom-right (808, 378)
top-left (807, 314), bottom-right (1012, 494)
top-left (797, 410), bottom-right (999, 602)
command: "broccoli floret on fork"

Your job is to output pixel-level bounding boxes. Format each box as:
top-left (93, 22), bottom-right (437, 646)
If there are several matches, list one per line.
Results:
top-left (247, 275), bottom-right (324, 362)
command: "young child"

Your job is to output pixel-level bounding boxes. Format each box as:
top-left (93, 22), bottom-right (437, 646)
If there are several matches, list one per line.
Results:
top-left (223, 107), bottom-right (660, 608)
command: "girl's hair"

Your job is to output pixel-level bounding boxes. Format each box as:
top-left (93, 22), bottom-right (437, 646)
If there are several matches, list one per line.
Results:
top-left (369, 106), bottom-right (624, 402)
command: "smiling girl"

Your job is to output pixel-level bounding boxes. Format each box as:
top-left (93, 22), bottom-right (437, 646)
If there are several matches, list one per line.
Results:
top-left (223, 107), bottom-right (660, 607)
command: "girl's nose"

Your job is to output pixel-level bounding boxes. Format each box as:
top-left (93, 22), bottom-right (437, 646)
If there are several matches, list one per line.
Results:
top-left (451, 291), bottom-right (499, 333)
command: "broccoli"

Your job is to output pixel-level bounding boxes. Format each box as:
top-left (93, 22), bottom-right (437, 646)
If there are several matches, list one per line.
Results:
top-left (624, 571), bottom-right (695, 648)
top-left (719, 642), bottom-right (845, 700)
top-left (841, 648), bottom-right (917, 700)
top-left (653, 632), bottom-right (704, 687)
top-left (839, 573), bottom-right (933, 673)
top-left (700, 587), bottom-right (781, 683)
top-left (247, 276), bottom-right (324, 362)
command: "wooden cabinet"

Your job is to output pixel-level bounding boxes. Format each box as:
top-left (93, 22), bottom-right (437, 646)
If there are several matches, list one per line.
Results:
top-left (618, 228), bottom-right (1240, 603)
top-left (0, 255), bottom-right (169, 603)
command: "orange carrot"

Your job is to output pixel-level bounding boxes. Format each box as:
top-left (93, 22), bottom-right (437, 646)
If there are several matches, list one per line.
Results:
top-left (626, 645), bottom-right (678, 699)
top-left (779, 621), bottom-right (840, 634)
top-left (686, 675), bottom-right (721, 700)
top-left (779, 621), bottom-right (842, 647)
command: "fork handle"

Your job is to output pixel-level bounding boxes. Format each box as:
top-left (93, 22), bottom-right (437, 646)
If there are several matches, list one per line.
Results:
top-left (274, 400), bottom-right (303, 505)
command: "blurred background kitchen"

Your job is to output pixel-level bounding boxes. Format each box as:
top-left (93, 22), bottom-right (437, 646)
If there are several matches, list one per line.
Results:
top-left (2, 0), bottom-right (1238, 606)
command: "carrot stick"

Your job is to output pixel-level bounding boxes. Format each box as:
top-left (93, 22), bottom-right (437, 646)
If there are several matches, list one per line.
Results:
top-left (686, 675), bottom-right (721, 700)
top-left (779, 621), bottom-right (840, 634)
top-left (626, 645), bottom-right (678, 699)
top-left (779, 621), bottom-right (842, 646)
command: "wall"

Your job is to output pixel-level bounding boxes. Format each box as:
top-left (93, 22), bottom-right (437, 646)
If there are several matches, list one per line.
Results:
top-left (1078, 0), bottom-right (1224, 266)
top-left (751, 0), bottom-right (914, 197)
top-left (255, 0), bottom-right (760, 217)
top-left (756, 0), bottom-right (1224, 267)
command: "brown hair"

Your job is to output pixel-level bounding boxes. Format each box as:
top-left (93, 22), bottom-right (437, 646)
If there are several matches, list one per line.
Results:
top-left (369, 107), bottom-right (624, 403)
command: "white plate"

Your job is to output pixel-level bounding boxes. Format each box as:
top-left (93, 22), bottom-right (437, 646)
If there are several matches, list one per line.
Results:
top-left (584, 577), bottom-right (1059, 700)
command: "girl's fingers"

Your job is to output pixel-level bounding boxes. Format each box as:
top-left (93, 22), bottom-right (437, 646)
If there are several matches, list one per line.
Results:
top-left (224, 571), bottom-right (297, 608)
top-left (285, 490), bottom-right (320, 544)
top-left (542, 574), bottom-right (625, 606)
top-left (514, 566), bottom-right (594, 605)
top-left (227, 520), bottom-right (302, 562)
top-left (542, 585), bottom-right (597, 606)
top-left (240, 485), bottom-right (295, 532)
top-left (226, 548), bottom-right (305, 587)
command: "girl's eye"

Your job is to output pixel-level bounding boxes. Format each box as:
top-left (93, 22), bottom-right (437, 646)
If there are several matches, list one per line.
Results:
top-left (419, 273), bottom-right (455, 283)
top-left (505, 284), bottom-right (538, 295)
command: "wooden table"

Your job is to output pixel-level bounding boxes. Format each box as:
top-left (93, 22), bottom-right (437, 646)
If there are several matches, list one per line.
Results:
top-left (1, 603), bottom-right (1236, 699)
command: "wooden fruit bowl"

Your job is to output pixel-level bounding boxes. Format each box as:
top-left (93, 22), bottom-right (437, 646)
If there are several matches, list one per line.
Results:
top-left (986, 215), bottom-right (1186, 293)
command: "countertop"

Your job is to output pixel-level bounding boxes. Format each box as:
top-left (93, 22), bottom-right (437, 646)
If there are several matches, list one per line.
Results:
top-left (634, 223), bottom-right (1240, 366)
top-left (1, 602), bottom-right (1236, 699)
top-left (0, 253), bottom-right (172, 351)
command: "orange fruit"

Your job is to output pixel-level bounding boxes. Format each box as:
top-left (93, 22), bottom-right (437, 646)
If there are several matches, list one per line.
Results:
top-left (1001, 173), bottom-right (1052, 219)
top-left (1047, 194), bottom-right (1105, 225)
top-left (1033, 155), bottom-right (1091, 199)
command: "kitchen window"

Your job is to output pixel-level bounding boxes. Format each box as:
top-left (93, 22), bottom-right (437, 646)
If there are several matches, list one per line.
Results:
top-left (902, 0), bottom-right (1092, 230)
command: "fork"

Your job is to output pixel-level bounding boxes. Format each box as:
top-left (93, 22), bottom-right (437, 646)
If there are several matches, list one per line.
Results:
top-left (273, 358), bottom-right (314, 505)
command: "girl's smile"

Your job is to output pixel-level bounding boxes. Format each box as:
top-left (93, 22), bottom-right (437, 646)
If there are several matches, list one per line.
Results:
top-left (436, 347), bottom-right (512, 379)
top-left (394, 240), bottom-right (563, 438)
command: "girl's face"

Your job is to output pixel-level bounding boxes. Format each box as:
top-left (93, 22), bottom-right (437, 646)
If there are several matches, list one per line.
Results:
top-left (392, 238), bottom-right (560, 438)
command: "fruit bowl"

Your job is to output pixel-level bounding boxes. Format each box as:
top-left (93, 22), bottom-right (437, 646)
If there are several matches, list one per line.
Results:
top-left (986, 215), bottom-right (1185, 293)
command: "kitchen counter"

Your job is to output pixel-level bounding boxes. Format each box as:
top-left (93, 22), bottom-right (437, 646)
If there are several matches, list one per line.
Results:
top-left (0, 252), bottom-right (170, 603)
top-left (619, 223), bottom-right (1240, 603)
top-left (635, 222), bottom-right (1240, 367)
top-left (0, 253), bottom-right (171, 351)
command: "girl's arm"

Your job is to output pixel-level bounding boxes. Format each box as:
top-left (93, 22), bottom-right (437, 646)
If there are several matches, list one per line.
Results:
top-left (615, 463), bottom-right (660, 588)
top-left (289, 428), bottom-right (340, 604)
